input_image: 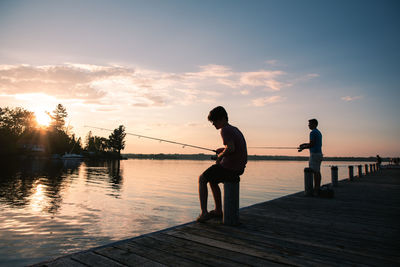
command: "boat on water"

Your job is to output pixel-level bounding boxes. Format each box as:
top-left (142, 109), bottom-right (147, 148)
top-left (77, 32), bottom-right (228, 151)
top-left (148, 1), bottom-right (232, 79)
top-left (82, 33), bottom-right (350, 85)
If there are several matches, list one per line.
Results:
top-left (61, 153), bottom-right (84, 160)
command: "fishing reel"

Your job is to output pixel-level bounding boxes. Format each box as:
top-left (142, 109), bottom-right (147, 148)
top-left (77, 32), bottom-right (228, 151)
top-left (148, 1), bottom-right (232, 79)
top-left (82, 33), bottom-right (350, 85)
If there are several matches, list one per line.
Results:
top-left (211, 150), bottom-right (219, 161)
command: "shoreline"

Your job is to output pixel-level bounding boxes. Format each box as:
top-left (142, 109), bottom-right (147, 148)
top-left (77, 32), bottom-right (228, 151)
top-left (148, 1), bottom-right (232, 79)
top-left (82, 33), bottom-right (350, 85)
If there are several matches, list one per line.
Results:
top-left (0, 153), bottom-right (382, 162)
top-left (123, 153), bottom-right (382, 162)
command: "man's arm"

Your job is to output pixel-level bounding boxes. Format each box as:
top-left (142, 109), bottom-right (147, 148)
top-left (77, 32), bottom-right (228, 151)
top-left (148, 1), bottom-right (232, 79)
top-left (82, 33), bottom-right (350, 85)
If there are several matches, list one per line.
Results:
top-left (298, 136), bottom-right (315, 152)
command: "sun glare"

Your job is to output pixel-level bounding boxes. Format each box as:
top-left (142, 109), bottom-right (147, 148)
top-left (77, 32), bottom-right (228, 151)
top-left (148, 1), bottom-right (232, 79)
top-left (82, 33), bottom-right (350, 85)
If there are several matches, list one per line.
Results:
top-left (35, 111), bottom-right (51, 127)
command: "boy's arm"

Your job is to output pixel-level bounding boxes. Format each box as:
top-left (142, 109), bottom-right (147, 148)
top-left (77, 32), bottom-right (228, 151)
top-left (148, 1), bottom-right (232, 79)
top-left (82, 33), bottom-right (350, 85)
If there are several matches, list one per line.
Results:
top-left (216, 140), bottom-right (235, 164)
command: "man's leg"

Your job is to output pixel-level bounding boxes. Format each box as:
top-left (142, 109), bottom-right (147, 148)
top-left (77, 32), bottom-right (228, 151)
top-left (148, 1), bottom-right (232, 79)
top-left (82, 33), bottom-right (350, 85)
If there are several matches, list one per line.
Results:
top-left (209, 182), bottom-right (223, 214)
top-left (198, 174), bottom-right (208, 215)
top-left (314, 171), bottom-right (321, 195)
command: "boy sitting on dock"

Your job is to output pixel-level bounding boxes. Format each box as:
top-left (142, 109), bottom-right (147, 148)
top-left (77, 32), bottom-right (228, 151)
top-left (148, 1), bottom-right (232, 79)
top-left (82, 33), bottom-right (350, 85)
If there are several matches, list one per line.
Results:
top-left (197, 106), bottom-right (247, 223)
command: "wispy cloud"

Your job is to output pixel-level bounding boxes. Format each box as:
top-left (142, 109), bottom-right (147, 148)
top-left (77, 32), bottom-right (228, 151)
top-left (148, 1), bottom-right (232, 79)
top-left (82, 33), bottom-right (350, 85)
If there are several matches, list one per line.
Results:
top-left (190, 64), bottom-right (234, 78)
top-left (252, 95), bottom-right (285, 107)
top-left (240, 70), bottom-right (285, 91)
top-left (341, 95), bottom-right (363, 102)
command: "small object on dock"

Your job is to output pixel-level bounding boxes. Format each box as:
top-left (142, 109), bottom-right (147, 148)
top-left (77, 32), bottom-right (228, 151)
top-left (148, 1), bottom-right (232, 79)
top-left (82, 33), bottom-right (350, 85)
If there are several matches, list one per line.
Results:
top-left (318, 184), bottom-right (334, 198)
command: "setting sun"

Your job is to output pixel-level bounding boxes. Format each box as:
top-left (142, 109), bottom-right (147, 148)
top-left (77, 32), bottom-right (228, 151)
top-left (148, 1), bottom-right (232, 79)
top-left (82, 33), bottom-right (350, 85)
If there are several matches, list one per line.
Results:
top-left (34, 110), bottom-right (51, 127)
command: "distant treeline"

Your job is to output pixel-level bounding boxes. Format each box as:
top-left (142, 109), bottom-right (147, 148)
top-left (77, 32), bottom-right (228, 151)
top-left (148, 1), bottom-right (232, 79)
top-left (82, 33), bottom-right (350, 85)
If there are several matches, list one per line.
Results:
top-left (0, 104), bottom-right (126, 159)
top-left (123, 153), bottom-right (382, 162)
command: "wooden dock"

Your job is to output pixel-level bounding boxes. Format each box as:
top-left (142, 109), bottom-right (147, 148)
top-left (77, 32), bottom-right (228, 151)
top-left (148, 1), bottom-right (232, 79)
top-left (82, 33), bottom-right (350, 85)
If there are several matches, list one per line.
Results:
top-left (34, 168), bottom-right (400, 266)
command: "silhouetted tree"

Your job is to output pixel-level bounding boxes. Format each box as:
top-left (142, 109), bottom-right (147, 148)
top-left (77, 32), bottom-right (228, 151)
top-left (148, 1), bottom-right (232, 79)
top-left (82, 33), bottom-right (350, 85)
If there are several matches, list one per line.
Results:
top-left (108, 125), bottom-right (126, 157)
top-left (0, 107), bottom-right (36, 155)
top-left (85, 131), bottom-right (109, 153)
top-left (46, 104), bottom-right (81, 155)
top-left (48, 104), bottom-right (68, 131)
top-left (0, 107), bottom-right (36, 136)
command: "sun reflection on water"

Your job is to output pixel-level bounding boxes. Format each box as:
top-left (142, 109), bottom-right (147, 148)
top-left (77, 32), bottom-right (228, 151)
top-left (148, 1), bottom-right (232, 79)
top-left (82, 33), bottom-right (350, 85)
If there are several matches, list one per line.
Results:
top-left (30, 183), bottom-right (46, 212)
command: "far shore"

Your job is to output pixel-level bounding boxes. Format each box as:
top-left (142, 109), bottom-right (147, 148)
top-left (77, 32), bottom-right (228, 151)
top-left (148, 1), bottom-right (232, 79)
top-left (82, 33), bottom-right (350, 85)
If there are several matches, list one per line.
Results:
top-left (123, 153), bottom-right (381, 162)
top-left (0, 153), bottom-right (382, 162)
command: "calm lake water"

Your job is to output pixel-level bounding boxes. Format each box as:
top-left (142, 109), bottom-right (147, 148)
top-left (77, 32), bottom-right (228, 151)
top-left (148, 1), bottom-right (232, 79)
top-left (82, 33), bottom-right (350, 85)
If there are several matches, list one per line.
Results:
top-left (0, 158), bottom-right (372, 266)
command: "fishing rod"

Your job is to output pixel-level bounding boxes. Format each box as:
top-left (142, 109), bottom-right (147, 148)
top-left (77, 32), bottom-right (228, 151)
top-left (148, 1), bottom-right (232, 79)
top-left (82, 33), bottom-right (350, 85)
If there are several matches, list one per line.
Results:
top-left (249, 146), bottom-right (299, 149)
top-left (84, 125), bottom-right (216, 153)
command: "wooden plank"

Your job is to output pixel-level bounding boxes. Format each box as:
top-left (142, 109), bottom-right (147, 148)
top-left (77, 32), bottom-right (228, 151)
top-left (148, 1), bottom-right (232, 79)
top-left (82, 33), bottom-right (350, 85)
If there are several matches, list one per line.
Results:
top-left (240, 206), bottom-right (400, 239)
top-left (35, 257), bottom-right (87, 267)
top-left (114, 239), bottom-right (205, 267)
top-left (151, 232), bottom-right (284, 267)
top-left (129, 234), bottom-right (245, 267)
top-left (166, 227), bottom-right (329, 266)
top-left (239, 212), bottom-right (400, 256)
top-left (94, 245), bottom-right (165, 266)
top-left (71, 251), bottom-right (126, 267)
top-left (189, 220), bottom-right (399, 266)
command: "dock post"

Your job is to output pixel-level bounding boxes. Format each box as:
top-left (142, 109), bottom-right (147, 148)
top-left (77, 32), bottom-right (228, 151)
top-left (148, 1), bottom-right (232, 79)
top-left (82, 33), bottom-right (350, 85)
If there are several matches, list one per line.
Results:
top-left (304, 168), bottom-right (313, 196)
top-left (365, 164), bottom-right (369, 174)
top-left (370, 164), bottom-right (373, 173)
top-left (349, 166), bottom-right (354, 181)
top-left (223, 181), bottom-right (240, 226)
top-left (331, 166), bottom-right (338, 187)
top-left (373, 164), bottom-right (376, 172)
top-left (358, 165), bottom-right (363, 178)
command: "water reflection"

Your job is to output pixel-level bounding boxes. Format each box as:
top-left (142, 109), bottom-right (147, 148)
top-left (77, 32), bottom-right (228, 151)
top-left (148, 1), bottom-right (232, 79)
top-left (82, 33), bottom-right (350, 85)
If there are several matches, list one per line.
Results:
top-left (1, 160), bottom-right (64, 210)
top-left (84, 160), bottom-right (123, 198)
top-left (0, 159), bottom-right (123, 213)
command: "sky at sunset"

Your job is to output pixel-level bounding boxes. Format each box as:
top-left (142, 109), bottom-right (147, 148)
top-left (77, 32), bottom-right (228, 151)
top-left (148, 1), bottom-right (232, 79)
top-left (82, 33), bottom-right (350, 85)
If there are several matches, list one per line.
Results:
top-left (1, 0), bottom-right (399, 157)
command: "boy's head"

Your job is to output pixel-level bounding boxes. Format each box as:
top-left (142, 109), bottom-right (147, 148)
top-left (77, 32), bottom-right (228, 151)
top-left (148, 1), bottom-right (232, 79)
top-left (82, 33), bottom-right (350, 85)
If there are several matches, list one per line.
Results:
top-left (208, 106), bottom-right (228, 122)
top-left (208, 106), bottom-right (228, 129)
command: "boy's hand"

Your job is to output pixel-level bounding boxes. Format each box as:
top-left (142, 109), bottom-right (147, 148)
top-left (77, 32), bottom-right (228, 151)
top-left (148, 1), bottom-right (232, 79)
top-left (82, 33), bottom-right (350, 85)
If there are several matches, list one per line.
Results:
top-left (215, 147), bottom-right (224, 154)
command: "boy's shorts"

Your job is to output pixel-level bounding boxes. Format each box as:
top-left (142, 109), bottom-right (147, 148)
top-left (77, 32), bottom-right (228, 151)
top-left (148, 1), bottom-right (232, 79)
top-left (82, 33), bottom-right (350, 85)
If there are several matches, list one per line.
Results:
top-left (309, 153), bottom-right (323, 172)
top-left (201, 164), bottom-right (243, 184)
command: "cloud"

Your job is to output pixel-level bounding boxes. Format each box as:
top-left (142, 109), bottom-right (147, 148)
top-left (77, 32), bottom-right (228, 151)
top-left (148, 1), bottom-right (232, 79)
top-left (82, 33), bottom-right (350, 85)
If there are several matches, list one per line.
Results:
top-left (341, 95), bottom-right (363, 102)
top-left (240, 70), bottom-right (285, 91)
top-left (0, 63), bottom-right (306, 109)
top-left (252, 95), bottom-right (285, 107)
top-left (187, 64), bottom-right (233, 79)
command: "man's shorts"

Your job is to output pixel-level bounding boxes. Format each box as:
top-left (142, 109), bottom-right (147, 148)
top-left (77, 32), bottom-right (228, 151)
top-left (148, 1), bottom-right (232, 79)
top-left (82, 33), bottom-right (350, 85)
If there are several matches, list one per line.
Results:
top-left (309, 153), bottom-right (323, 172)
top-left (201, 164), bottom-right (243, 184)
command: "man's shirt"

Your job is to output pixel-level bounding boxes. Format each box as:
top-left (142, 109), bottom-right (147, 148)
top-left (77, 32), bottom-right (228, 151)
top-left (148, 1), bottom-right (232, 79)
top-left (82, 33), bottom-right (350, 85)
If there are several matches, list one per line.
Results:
top-left (310, 128), bottom-right (322, 154)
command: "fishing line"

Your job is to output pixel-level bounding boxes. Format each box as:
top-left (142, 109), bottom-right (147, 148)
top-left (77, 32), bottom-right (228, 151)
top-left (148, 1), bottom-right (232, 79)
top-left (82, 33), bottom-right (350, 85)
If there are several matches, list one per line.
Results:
top-left (248, 146), bottom-right (299, 149)
top-left (84, 125), bottom-right (216, 153)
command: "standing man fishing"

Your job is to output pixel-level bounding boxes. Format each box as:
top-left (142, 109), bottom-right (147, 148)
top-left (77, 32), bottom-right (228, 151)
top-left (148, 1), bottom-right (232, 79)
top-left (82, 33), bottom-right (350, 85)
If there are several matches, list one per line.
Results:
top-left (197, 106), bottom-right (247, 222)
top-left (298, 119), bottom-right (323, 196)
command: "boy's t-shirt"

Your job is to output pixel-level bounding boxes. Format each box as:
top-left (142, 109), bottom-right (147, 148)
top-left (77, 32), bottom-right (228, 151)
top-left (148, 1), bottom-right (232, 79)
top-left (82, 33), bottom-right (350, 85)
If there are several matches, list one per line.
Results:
top-left (220, 124), bottom-right (247, 171)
